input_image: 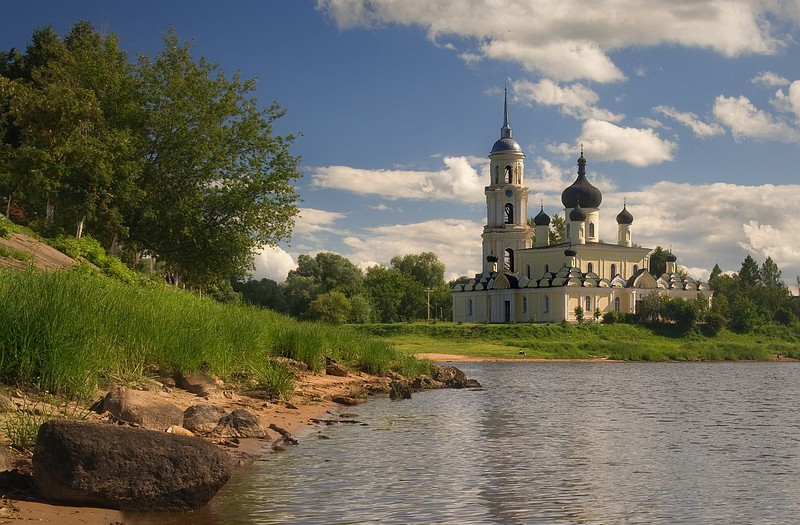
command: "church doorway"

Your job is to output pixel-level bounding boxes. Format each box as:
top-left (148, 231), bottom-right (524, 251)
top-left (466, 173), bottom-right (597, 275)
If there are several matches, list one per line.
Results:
top-left (504, 300), bottom-right (511, 323)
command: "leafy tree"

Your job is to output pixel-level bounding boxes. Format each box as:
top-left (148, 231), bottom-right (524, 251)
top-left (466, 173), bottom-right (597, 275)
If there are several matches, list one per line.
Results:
top-left (649, 246), bottom-right (669, 278)
top-left (729, 296), bottom-right (761, 333)
top-left (348, 293), bottom-right (376, 324)
top-left (759, 256), bottom-right (783, 288)
top-left (663, 297), bottom-right (699, 333)
top-left (132, 30), bottom-right (301, 287)
top-left (390, 252), bottom-right (445, 289)
top-left (637, 291), bottom-right (666, 323)
top-left (307, 291), bottom-right (351, 324)
top-left (232, 277), bottom-right (286, 312)
top-left (574, 305), bottom-right (584, 324)
top-left (527, 212), bottom-right (566, 245)
top-left (708, 263), bottom-right (723, 289)
top-left (364, 265), bottom-right (424, 322)
top-left (738, 255), bottom-right (760, 289)
top-left (282, 252), bottom-right (363, 317)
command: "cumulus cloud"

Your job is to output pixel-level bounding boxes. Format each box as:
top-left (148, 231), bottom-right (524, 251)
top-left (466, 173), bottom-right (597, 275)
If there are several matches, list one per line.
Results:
top-left (293, 208), bottom-right (349, 237)
top-left (251, 245), bottom-right (297, 283)
top-left (712, 95), bottom-right (800, 142)
top-left (752, 71), bottom-right (790, 88)
top-left (547, 119), bottom-right (677, 166)
top-left (310, 156), bottom-right (486, 203)
top-left (512, 78), bottom-right (624, 121)
top-left (772, 80), bottom-right (800, 120)
top-left (317, 0), bottom-right (789, 82)
top-left (653, 105), bottom-right (725, 138)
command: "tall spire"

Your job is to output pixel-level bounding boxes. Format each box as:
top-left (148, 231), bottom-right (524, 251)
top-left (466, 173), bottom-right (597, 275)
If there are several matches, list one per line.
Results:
top-left (501, 87), bottom-right (512, 139)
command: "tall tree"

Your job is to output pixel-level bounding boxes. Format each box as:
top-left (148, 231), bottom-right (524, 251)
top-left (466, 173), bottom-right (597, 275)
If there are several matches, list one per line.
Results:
top-left (133, 30), bottom-right (301, 286)
top-left (390, 252), bottom-right (445, 289)
top-left (738, 255), bottom-right (760, 289)
top-left (281, 252), bottom-right (363, 317)
top-left (759, 256), bottom-right (783, 288)
top-left (649, 246), bottom-right (669, 278)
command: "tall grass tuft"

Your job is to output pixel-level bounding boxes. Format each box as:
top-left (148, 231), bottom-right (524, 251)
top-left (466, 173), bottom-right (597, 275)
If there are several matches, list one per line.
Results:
top-left (0, 269), bottom-right (429, 400)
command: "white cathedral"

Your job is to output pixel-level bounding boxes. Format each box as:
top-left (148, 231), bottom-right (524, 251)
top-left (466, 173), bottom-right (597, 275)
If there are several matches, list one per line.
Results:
top-left (452, 93), bottom-right (711, 323)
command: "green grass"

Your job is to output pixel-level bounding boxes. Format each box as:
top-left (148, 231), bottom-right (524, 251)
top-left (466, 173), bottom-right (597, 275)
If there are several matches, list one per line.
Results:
top-left (0, 269), bottom-right (432, 399)
top-left (0, 244), bottom-right (33, 263)
top-left (352, 321), bottom-right (800, 362)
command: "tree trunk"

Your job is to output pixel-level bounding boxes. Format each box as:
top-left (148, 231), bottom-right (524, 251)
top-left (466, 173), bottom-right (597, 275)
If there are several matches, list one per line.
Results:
top-left (76, 216), bottom-right (85, 239)
top-left (5, 195), bottom-right (11, 218)
top-left (45, 199), bottom-right (54, 227)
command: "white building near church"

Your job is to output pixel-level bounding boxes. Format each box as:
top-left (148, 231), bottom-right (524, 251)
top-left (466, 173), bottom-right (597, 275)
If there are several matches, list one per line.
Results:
top-left (452, 94), bottom-right (711, 323)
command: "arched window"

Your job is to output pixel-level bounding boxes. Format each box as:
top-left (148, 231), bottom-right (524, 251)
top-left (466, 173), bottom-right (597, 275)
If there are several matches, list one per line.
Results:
top-left (522, 296), bottom-right (528, 313)
top-left (504, 203), bottom-right (514, 224)
top-left (589, 222), bottom-right (595, 238)
top-left (611, 264), bottom-right (617, 277)
top-left (504, 248), bottom-right (514, 272)
top-left (585, 296), bottom-right (591, 312)
top-left (633, 264), bottom-right (639, 275)
top-left (494, 166), bottom-right (499, 184)
top-left (614, 297), bottom-right (621, 312)
top-left (544, 295), bottom-right (550, 313)
top-left (587, 262), bottom-right (594, 273)
top-left (525, 265), bottom-right (531, 279)
top-left (468, 299), bottom-right (473, 315)
top-left (505, 166), bottom-right (513, 184)
top-left (566, 223), bottom-right (571, 239)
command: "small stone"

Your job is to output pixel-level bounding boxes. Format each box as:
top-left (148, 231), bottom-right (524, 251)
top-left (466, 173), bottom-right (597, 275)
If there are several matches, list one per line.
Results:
top-left (210, 410), bottom-right (267, 439)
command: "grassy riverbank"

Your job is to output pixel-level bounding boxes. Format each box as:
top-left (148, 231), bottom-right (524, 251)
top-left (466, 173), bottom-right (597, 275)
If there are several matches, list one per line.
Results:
top-left (352, 322), bottom-right (800, 361)
top-left (0, 269), bottom-right (432, 400)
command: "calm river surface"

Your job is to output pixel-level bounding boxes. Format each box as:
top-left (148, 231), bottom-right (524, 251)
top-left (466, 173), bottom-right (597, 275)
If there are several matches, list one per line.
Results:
top-left (129, 362), bottom-right (800, 524)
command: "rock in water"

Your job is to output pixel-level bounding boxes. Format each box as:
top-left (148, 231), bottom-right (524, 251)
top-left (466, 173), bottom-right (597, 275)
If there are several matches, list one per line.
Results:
top-left (33, 420), bottom-right (232, 511)
top-left (184, 404), bottom-right (228, 434)
top-left (210, 410), bottom-right (267, 438)
top-left (102, 386), bottom-right (184, 430)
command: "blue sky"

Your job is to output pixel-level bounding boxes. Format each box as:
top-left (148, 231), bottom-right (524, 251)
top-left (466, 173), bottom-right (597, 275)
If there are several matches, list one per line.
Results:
top-left (3, 1), bottom-right (800, 284)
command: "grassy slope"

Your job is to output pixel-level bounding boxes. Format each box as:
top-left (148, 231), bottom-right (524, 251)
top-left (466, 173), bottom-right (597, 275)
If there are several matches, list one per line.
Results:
top-left (352, 322), bottom-right (800, 362)
top-left (0, 269), bottom-right (432, 399)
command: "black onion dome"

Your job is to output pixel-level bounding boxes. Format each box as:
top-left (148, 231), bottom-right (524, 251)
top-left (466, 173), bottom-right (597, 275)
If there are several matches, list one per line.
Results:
top-left (533, 206), bottom-right (551, 226)
top-left (564, 249), bottom-right (577, 257)
top-left (666, 253), bottom-right (677, 262)
top-left (561, 153), bottom-right (602, 209)
top-left (616, 204), bottom-right (633, 225)
top-left (569, 202), bottom-right (587, 221)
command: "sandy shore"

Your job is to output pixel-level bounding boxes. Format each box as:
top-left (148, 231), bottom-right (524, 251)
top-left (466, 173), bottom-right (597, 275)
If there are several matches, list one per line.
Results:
top-left (414, 352), bottom-right (622, 363)
top-left (0, 369), bottom-right (388, 525)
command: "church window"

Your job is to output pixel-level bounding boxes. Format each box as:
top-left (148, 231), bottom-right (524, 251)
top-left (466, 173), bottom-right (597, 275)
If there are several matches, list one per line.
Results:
top-left (522, 296), bottom-right (528, 313)
top-left (566, 223), bottom-right (571, 239)
top-left (585, 296), bottom-right (591, 312)
top-left (633, 264), bottom-right (639, 275)
top-left (494, 166), bottom-right (499, 184)
top-left (525, 265), bottom-right (531, 279)
top-left (611, 264), bottom-right (617, 277)
top-left (504, 249), bottom-right (514, 272)
top-left (587, 262), bottom-right (594, 273)
top-left (544, 296), bottom-right (550, 312)
top-left (468, 299), bottom-right (473, 316)
top-left (614, 297), bottom-right (621, 312)
top-left (505, 166), bottom-right (513, 184)
top-left (504, 203), bottom-right (514, 224)
top-left (589, 222), bottom-right (595, 238)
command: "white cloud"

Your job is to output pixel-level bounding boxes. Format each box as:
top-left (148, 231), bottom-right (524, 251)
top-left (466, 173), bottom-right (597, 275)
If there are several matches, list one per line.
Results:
top-left (712, 95), bottom-right (800, 142)
top-left (310, 156), bottom-right (486, 202)
top-left (317, 0), bottom-right (790, 82)
top-left (512, 78), bottom-right (624, 121)
top-left (251, 245), bottom-right (297, 283)
top-left (772, 80), bottom-right (800, 120)
top-left (293, 208), bottom-right (348, 236)
top-left (653, 105), bottom-right (725, 138)
top-left (547, 119), bottom-right (677, 166)
top-left (752, 71), bottom-right (790, 88)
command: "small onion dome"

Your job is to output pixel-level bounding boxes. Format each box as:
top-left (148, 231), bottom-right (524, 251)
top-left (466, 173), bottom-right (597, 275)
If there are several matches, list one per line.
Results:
top-left (616, 204), bottom-right (633, 225)
top-left (564, 249), bottom-right (577, 257)
top-left (533, 206), bottom-right (551, 226)
top-left (666, 253), bottom-right (677, 262)
top-left (561, 153), bottom-right (602, 209)
top-left (569, 202), bottom-right (587, 222)
top-left (487, 254), bottom-right (498, 262)
top-left (491, 137), bottom-right (522, 153)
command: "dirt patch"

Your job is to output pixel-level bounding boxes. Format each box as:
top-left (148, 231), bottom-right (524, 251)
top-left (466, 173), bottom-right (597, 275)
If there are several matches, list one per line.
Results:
top-left (0, 233), bottom-right (77, 271)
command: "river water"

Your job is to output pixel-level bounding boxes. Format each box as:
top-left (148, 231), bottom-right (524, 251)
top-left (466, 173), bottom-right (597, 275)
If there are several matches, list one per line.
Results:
top-left (129, 362), bottom-right (800, 524)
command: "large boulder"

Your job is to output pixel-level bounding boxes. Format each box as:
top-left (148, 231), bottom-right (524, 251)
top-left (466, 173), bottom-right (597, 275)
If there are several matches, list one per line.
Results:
top-left (33, 420), bottom-right (232, 511)
top-left (176, 372), bottom-right (218, 396)
top-left (184, 404), bottom-right (228, 435)
top-left (433, 365), bottom-right (482, 389)
top-left (102, 386), bottom-right (184, 431)
top-left (210, 410), bottom-right (267, 439)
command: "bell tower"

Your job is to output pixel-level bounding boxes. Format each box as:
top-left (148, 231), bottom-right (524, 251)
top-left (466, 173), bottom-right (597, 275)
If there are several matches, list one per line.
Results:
top-left (482, 89), bottom-right (532, 273)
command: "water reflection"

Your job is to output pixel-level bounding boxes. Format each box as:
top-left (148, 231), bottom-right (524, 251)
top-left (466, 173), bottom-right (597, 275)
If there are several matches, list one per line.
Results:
top-left (127, 362), bottom-right (800, 524)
